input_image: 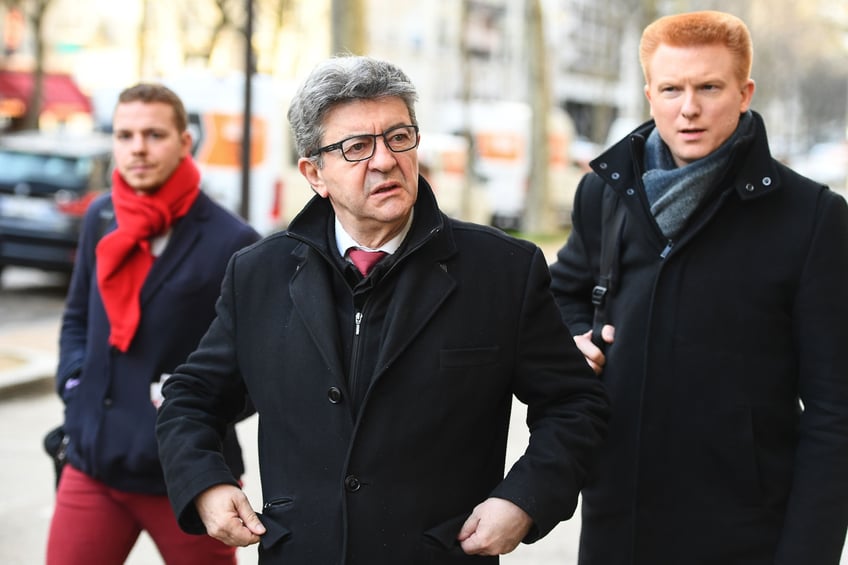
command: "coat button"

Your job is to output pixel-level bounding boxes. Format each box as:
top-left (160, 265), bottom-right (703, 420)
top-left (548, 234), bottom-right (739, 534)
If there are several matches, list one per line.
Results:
top-left (344, 475), bottom-right (361, 492)
top-left (327, 387), bottom-right (343, 404)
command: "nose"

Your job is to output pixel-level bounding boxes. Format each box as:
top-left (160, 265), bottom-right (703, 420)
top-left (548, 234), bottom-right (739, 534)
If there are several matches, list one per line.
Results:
top-left (367, 136), bottom-right (398, 170)
top-left (130, 133), bottom-right (147, 153)
top-left (680, 90), bottom-right (700, 120)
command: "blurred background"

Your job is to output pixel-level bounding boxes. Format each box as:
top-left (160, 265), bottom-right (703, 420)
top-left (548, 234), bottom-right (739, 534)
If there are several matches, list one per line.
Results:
top-left (0, 3), bottom-right (846, 563)
top-left (0, 0), bottom-right (845, 236)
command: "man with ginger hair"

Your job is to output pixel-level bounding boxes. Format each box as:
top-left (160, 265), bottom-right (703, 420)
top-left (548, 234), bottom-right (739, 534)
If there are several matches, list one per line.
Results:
top-left (550, 11), bottom-right (848, 564)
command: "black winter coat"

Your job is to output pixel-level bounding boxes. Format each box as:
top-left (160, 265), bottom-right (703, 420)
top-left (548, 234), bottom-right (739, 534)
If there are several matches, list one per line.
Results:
top-left (157, 178), bottom-right (610, 564)
top-left (550, 112), bottom-right (848, 565)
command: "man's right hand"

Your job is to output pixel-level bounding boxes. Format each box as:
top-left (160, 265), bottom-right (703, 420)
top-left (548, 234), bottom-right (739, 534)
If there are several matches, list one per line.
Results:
top-left (574, 325), bottom-right (615, 375)
top-left (195, 484), bottom-right (266, 547)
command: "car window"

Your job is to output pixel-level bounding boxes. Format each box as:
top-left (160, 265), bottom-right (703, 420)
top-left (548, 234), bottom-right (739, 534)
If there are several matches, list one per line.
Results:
top-left (0, 150), bottom-right (91, 193)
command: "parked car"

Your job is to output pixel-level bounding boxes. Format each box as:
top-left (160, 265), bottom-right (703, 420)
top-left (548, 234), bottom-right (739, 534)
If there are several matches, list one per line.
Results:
top-left (0, 130), bottom-right (113, 277)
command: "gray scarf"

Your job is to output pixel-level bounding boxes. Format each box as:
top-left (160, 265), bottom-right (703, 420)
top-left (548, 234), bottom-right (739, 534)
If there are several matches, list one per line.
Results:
top-left (642, 111), bottom-right (753, 238)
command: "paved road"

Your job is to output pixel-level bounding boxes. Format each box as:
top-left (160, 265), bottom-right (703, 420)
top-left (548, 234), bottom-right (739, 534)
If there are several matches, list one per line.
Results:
top-left (0, 386), bottom-right (269, 565)
top-left (0, 267), bottom-right (67, 328)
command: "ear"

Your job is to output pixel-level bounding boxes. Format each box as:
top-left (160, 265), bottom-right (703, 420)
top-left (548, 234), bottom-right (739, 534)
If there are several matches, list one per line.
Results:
top-left (179, 130), bottom-right (193, 158)
top-left (298, 157), bottom-right (328, 198)
top-left (739, 79), bottom-right (756, 113)
top-left (643, 84), bottom-right (654, 117)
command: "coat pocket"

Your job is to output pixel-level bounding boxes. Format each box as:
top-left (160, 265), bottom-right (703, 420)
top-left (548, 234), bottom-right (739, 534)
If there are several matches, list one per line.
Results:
top-left (420, 512), bottom-right (498, 564)
top-left (439, 346), bottom-right (501, 368)
top-left (257, 497), bottom-right (294, 550)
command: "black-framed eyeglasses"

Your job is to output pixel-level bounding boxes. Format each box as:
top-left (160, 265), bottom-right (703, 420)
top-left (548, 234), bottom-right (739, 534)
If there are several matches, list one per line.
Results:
top-left (309, 124), bottom-right (420, 162)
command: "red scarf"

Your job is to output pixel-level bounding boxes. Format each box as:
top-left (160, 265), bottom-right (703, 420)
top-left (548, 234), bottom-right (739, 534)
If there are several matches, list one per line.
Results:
top-left (96, 157), bottom-right (201, 352)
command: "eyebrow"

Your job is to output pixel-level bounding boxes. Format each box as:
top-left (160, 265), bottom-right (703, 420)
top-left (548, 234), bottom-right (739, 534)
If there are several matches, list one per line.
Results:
top-left (337, 122), bottom-right (413, 138)
top-left (113, 127), bottom-right (169, 135)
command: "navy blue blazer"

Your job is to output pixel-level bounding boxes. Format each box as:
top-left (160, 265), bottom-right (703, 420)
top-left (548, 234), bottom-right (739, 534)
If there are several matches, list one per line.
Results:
top-left (58, 191), bottom-right (260, 494)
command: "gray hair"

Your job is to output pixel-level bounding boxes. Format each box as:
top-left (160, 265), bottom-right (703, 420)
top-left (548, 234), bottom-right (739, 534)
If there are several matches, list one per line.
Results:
top-left (287, 56), bottom-right (419, 164)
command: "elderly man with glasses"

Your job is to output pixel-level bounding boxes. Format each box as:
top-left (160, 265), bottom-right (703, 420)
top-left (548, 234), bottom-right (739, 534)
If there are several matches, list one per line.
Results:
top-left (156, 55), bottom-right (609, 565)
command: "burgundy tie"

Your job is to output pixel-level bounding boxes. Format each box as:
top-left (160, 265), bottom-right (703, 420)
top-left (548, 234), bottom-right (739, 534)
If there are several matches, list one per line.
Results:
top-left (348, 248), bottom-right (387, 276)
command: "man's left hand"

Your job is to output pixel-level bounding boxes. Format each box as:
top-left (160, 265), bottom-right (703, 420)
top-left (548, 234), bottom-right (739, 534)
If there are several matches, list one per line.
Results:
top-left (457, 497), bottom-right (533, 555)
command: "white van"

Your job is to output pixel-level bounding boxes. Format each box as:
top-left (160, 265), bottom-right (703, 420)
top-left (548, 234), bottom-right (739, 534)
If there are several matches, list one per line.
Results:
top-left (163, 71), bottom-right (306, 235)
top-left (416, 132), bottom-right (491, 225)
top-left (434, 100), bottom-right (579, 230)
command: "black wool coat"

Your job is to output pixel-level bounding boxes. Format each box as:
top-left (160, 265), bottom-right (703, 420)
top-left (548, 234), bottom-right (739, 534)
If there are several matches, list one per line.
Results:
top-left (550, 112), bottom-right (848, 565)
top-left (157, 179), bottom-right (610, 564)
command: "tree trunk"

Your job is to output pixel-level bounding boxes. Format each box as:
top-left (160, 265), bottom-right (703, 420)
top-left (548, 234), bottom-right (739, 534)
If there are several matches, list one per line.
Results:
top-left (331, 0), bottom-right (365, 55)
top-left (21, 0), bottom-right (51, 130)
top-left (521, 0), bottom-right (551, 233)
top-left (458, 0), bottom-right (475, 222)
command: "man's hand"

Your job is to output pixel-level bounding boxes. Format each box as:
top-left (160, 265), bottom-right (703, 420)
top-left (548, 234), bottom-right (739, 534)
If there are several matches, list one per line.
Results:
top-left (195, 484), bottom-right (266, 547)
top-left (457, 497), bottom-right (533, 556)
top-left (574, 325), bottom-right (615, 375)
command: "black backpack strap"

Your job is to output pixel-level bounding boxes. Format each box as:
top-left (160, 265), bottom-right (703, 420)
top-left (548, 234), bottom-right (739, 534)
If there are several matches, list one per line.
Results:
top-left (591, 185), bottom-right (626, 350)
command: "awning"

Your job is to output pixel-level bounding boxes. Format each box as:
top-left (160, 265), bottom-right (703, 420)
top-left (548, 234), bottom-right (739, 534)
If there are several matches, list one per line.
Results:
top-left (0, 70), bottom-right (92, 119)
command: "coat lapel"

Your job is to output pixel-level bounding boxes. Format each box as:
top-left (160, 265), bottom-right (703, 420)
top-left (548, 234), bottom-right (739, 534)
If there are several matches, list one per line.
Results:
top-left (374, 237), bottom-right (457, 379)
top-left (289, 246), bottom-right (347, 384)
top-left (140, 198), bottom-right (206, 307)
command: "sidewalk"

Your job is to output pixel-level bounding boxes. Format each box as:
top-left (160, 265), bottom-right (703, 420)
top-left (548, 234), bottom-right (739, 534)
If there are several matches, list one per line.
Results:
top-left (0, 319), bottom-right (60, 398)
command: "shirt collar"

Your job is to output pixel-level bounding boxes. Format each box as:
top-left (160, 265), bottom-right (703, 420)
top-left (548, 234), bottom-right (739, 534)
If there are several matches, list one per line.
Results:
top-left (334, 210), bottom-right (414, 258)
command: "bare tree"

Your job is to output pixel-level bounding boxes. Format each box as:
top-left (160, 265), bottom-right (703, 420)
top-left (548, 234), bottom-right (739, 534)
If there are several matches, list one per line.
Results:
top-left (258, 0), bottom-right (293, 73)
top-left (748, 0), bottom-right (848, 150)
top-left (521, 0), bottom-right (550, 233)
top-left (457, 0), bottom-right (474, 221)
top-left (331, 0), bottom-right (365, 55)
top-left (168, 0), bottom-right (296, 74)
top-left (174, 0), bottom-right (239, 65)
top-left (1, 0), bottom-right (54, 130)
top-left (206, 0), bottom-right (238, 60)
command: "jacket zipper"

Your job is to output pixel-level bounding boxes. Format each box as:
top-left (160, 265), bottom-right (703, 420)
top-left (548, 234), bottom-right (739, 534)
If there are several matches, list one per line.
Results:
top-left (350, 307), bottom-right (366, 406)
top-left (660, 240), bottom-right (674, 259)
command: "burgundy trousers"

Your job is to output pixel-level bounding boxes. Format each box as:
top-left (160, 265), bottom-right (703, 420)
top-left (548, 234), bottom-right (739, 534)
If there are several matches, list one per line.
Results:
top-left (46, 464), bottom-right (237, 565)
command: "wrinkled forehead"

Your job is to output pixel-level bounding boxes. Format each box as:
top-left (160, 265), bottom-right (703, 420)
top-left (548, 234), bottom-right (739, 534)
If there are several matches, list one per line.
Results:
top-left (321, 97), bottom-right (413, 137)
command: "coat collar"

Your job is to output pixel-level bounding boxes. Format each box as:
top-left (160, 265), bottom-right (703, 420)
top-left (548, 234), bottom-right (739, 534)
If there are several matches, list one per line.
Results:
top-left (285, 177), bottom-right (458, 399)
top-left (590, 111), bottom-right (782, 201)
top-left (285, 175), bottom-right (452, 267)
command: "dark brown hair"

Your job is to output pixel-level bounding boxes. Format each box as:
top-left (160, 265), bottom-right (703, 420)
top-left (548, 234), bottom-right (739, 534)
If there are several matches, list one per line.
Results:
top-left (116, 83), bottom-right (188, 133)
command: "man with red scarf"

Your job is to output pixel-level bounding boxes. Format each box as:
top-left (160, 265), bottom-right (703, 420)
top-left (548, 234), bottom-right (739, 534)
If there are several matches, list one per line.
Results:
top-left (46, 83), bottom-right (260, 565)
